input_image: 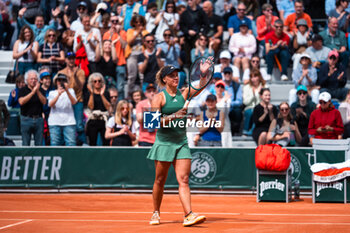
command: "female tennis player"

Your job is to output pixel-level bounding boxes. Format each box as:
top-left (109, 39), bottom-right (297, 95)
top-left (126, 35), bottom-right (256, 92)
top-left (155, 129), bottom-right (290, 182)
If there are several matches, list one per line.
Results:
top-left (148, 58), bottom-right (213, 227)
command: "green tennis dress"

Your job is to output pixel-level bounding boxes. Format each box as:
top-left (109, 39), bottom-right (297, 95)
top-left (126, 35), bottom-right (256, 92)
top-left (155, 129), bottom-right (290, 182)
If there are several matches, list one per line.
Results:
top-left (147, 89), bottom-right (191, 162)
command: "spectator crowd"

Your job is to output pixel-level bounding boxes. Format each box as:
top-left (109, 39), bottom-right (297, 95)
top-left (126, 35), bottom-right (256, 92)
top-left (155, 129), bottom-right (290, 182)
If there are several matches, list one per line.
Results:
top-left (0, 0), bottom-right (349, 147)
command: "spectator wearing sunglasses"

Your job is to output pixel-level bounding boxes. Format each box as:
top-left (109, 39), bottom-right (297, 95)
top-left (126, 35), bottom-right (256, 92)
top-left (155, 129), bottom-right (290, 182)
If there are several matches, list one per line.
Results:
top-left (37, 29), bottom-right (65, 78)
top-left (291, 85), bottom-right (316, 146)
top-left (108, 87), bottom-right (119, 116)
top-left (318, 50), bottom-right (348, 101)
top-left (64, 0), bottom-right (93, 29)
top-left (308, 91), bottom-right (344, 144)
top-left (289, 53), bottom-right (318, 105)
top-left (103, 14), bottom-right (127, 100)
top-left (242, 55), bottom-right (269, 85)
top-left (227, 2), bottom-right (252, 36)
top-left (138, 34), bottom-right (165, 92)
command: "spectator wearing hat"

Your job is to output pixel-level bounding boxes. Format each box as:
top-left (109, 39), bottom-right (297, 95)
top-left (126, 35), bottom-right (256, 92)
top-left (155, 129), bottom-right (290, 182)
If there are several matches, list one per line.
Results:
top-left (291, 19), bottom-right (312, 70)
top-left (64, 0), bottom-right (93, 29)
top-left (58, 52), bottom-right (86, 145)
top-left (191, 34), bottom-right (214, 63)
top-left (90, 2), bottom-right (110, 29)
top-left (318, 50), bottom-right (348, 101)
top-left (47, 73), bottom-right (77, 146)
top-left (221, 68), bottom-right (243, 136)
top-left (214, 50), bottom-right (240, 83)
top-left (136, 83), bottom-right (158, 147)
top-left (69, 1), bottom-right (89, 32)
top-left (18, 70), bottom-right (47, 146)
top-left (328, 0), bottom-right (350, 32)
top-left (103, 14), bottom-right (127, 100)
top-left (283, 0), bottom-right (312, 37)
top-left (290, 53), bottom-right (318, 105)
top-left (138, 33), bottom-right (165, 92)
top-left (197, 94), bottom-right (225, 147)
top-left (291, 85), bottom-right (316, 146)
top-left (227, 2), bottom-right (252, 36)
top-left (305, 34), bottom-right (332, 70)
top-left (17, 6), bottom-right (61, 46)
top-left (265, 19), bottom-right (291, 81)
top-left (243, 69), bottom-right (268, 136)
top-left (320, 17), bottom-right (349, 68)
top-left (308, 91), bottom-right (344, 143)
top-left (228, 20), bottom-right (256, 74)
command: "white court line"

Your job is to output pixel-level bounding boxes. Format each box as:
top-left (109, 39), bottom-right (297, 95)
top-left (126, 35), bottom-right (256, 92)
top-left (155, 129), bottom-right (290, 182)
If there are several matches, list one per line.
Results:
top-left (0, 210), bottom-right (350, 217)
top-left (0, 220), bottom-right (32, 230)
top-left (0, 219), bottom-right (349, 226)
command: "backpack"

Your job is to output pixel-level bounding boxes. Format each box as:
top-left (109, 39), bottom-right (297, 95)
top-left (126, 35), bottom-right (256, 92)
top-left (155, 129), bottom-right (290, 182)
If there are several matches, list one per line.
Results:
top-left (255, 144), bottom-right (291, 171)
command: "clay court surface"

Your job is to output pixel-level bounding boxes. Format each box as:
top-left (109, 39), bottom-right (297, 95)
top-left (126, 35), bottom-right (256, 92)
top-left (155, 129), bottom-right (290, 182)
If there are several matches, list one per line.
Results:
top-left (0, 193), bottom-right (349, 232)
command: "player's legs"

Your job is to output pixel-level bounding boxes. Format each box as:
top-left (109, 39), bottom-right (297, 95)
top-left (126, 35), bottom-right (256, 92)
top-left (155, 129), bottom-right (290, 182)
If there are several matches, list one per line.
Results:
top-left (152, 160), bottom-right (172, 212)
top-left (173, 159), bottom-right (192, 215)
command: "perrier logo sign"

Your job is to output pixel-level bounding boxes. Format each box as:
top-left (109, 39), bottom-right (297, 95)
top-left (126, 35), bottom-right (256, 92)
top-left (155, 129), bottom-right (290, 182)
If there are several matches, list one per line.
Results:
top-left (259, 179), bottom-right (285, 197)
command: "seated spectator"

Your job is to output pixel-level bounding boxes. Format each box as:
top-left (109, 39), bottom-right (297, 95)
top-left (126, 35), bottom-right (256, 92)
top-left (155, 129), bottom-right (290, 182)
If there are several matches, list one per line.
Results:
top-left (136, 84), bottom-right (157, 146)
top-left (242, 55), bottom-right (269, 84)
top-left (58, 52), bottom-right (86, 145)
top-left (191, 34), bottom-right (214, 63)
top-left (85, 72), bottom-right (111, 146)
top-left (74, 14), bottom-right (102, 74)
top-left (292, 19), bottom-right (312, 70)
top-left (291, 85), bottom-right (317, 146)
top-left (105, 100), bottom-right (136, 146)
top-left (320, 17), bottom-right (349, 68)
top-left (0, 99), bottom-right (9, 145)
top-left (242, 0), bottom-right (259, 20)
top-left (48, 73), bottom-right (77, 146)
top-left (18, 70), bottom-right (47, 146)
top-left (328, 0), bottom-right (350, 32)
top-left (125, 15), bottom-right (148, 97)
top-left (158, 29), bottom-right (181, 67)
top-left (290, 53), bottom-right (318, 105)
top-left (214, 50), bottom-right (240, 83)
top-left (228, 20), bottom-right (256, 74)
top-left (339, 90), bottom-right (350, 138)
top-left (221, 67), bottom-right (243, 135)
top-left (8, 76), bottom-right (26, 109)
top-left (318, 50), bottom-right (348, 101)
top-left (214, 80), bottom-right (233, 146)
top-left (308, 91), bottom-right (344, 143)
top-left (37, 29), bottom-right (65, 77)
top-left (276, 0), bottom-right (295, 22)
top-left (108, 87), bottom-right (119, 116)
top-left (243, 69), bottom-right (268, 136)
top-left (96, 39), bottom-right (118, 88)
top-left (103, 14), bottom-right (127, 100)
top-left (145, 3), bottom-right (161, 35)
top-left (252, 88), bottom-right (278, 145)
top-left (197, 94), bottom-right (225, 147)
top-left (13, 26), bottom-right (39, 75)
top-left (202, 1), bottom-right (224, 54)
top-left (155, 1), bottom-right (179, 43)
top-left (283, 0), bottom-right (312, 37)
top-left (17, 7), bottom-right (60, 46)
top-left (256, 3), bottom-right (279, 57)
top-left (138, 33), bottom-right (165, 91)
top-left (265, 19), bottom-right (291, 81)
top-left (227, 2), bottom-right (252, 36)
top-left (305, 34), bottom-right (331, 70)
top-left (267, 102), bottom-right (302, 146)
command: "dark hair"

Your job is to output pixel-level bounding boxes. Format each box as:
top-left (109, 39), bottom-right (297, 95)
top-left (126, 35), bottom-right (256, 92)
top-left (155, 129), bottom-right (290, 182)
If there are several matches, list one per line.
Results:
top-left (259, 87), bottom-right (270, 96)
top-left (295, 0), bottom-right (304, 5)
top-left (18, 25), bottom-right (34, 43)
top-left (336, 0), bottom-right (348, 7)
top-left (163, 29), bottom-right (172, 36)
top-left (15, 75), bottom-right (25, 88)
top-left (274, 19), bottom-right (284, 26)
top-left (249, 69), bottom-right (266, 87)
top-left (143, 33), bottom-right (155, 40)
top-left (130, 15), bottom-right (146, 28)
top-left (165, 0), bottom-right (177, 13)
top-left (147, 2), bottom-right (158, 10)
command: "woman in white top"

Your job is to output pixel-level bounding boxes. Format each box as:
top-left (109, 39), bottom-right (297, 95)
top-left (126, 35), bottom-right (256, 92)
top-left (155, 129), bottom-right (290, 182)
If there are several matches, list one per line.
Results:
top-left (12, 25), bottom-right (39, 75)
top-left (155, 1), bottom-right (179, 43)
top-left (215, 80), bottom-right (232, 147)
top-left (242, 69), bottom-right (268, 135)
top-left (229, 21), bottom-right (256, 74)
top-left (48, 73), bottom-right (77, 146)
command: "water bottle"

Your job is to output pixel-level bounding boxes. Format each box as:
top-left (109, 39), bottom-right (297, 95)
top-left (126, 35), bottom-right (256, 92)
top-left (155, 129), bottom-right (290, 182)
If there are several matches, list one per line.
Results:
top-left (294, 180), bottom-right (300, 200)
